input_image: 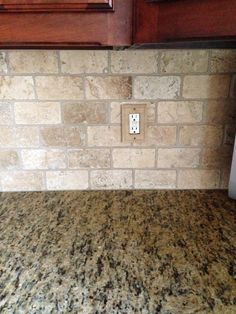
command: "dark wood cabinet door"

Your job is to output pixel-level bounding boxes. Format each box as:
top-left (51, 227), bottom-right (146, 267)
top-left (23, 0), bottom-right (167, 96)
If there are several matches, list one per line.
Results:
top-left (0, 0), bottom-right (114, 12)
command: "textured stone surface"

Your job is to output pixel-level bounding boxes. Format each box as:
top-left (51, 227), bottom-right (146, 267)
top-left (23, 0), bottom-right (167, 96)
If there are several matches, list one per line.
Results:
top-left (0, 76), bottom-right (35, 100)
top-left (0, 190), bottom-right (235, 312)
top-left (134, 76), bottom-right (181, 99)
top-left (61, 51), bottom-right (108, 74)
top-left (178, 170), bottom-right (220, 189)
top-left (0, 151), bottom-right (19, 170)
top-left (0, 51), bottom-right (7, 73)
top-left (0, 127), bottom-right (39, 148)
top-left (205, 100), bottom-right (236, 124)
top-left (144, 126), bottom-right (177, 146)
top-left (224, 124), bottom-right (236, 145)
top-left (179, 125), bottom-right (223, 147)
top-left (111, 50), bottom-right (158, 74)
top-left (201, 147), bottom-right (233, 169)
top-left (14, 102), bottom-right (61, 125)
top-left (68, 149), bottom-right (110, 169)
top-left (113, 149), bottom-right (155, 168)
top-left (35, 76), bottom-right (84, 100)
top-left (0, 171), bottom-right (44, 191)
top-left (85, 76), bottom-right (132, 100)
top-left (0, 103), bottom-right (12, 125)
top-left (21, 149), bottom-right (66, 170)
top-left (158, 148), bottom-right (201, 168)
top-left (91, 170), bottom-right (132, 189)
top-left (62, 102), bottom-right (107, 124)
top-left (158, 101), bottom-right (203, 123)
top-left (9, 50), bottom-right (58, 74)
top-left (88, 126), bottom-right (126, 147)
top-left (40, 127), bottom-right (85, 147)
top-left (135, 170), bottom-right (176, 188)
top-left (46, 171), bottom-right (88, 190)
top-left (210, 50), bottom-right (236, 73)
top-left (183, 75), bottom-right (230, 99)
top-left (160, 50), bottom-right (208, 73)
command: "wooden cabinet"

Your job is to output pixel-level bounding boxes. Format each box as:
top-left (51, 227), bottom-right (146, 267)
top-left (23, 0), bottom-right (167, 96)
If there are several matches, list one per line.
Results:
top-left (0, 0), bottom-right (236, 48)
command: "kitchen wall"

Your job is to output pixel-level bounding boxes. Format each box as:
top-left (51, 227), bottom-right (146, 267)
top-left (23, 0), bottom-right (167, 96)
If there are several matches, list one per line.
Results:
top-left (0, 49), bottom-right (235, 191)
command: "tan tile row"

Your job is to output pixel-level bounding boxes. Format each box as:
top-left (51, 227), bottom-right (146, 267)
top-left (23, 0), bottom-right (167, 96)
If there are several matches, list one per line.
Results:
top-left (0, 169), bottom-right (224, 191)
top-left (1, 50), bottom-right (236, 74)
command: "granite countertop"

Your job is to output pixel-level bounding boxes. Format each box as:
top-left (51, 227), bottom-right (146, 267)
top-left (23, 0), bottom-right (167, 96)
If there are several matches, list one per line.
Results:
top-left (0, 190), bottom-right (235, 314)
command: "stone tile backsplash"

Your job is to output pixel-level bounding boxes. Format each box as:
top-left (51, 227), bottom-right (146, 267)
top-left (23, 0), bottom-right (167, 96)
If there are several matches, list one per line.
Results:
top-left (0, 49), bottom-right (235, 191)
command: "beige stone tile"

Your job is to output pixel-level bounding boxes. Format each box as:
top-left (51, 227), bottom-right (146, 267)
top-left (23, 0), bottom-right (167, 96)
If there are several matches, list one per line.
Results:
top-left (0, 52), bottom-right (7, 73)
top-left (113, 149), bottom-right (155, 168)
top-left (68, 149), bottom-right (110, 169)
top-left (61, 51), bottom-right (108, 74)
top-left (210, 50), bottom-right (236, 73)
top-left (139, 126), bottom-right (177, 146)
top-left (88, 126), bottom-right (127, 147)
top-left (224, 124), bottom-right (236, 145)
top-left (205, 100), bottom-right (236, 124)
top-left (41, 126), bottom-right (85, 147)
top-left (0, 103), bottom-right (12, 125)
top-left (160, 50), bottom-right (208, 73)
top-left (0, 151), bottom-right (19, 170)
top-left (183, 75), bottom-right (230, 99)
top-left (158, 101), bottom-right (203, 123)
top-left (201, 147), bottom-right (233, 169)
top-left (230, 75), bottom-right (236, 98)
top-left (35, 76), bottom-right (83, 100)
top-left (221, 168), bottom-right (231, 189)
top-left (179, 125), bottom-right (223, 147)
top-left (110, 101), bottom-right (156, 124)
top-left (134, 76), bottom-right (181, 100)
top-left (135, 170), bottom-right (176, 189)
top-left (46, 171), bottom-right (88, 190)
top-left (178, 170), bottom-right (220, 189)
top-left (0, 171), bottom-right (44, 191)
top-left (62, 102), bottom-right (107, 124)
top-left (91, 170), bottom-right (132, 189)
top-left (22, 149), bottom-right (66, 170)
top-left (9, 50), bottom-right (58, 74)
top-left (0, 76), bottom-right (35, 100)
top-left (158, 148), bottom-right (200, 168)
top-left (14, 102), bottom-right (61, 125)
top-left (0, 127), bottom-right (39, 147)
top-left (85, 76), bottom-right (132, 100)
top-left (111, 50), bottom-right (158, 74)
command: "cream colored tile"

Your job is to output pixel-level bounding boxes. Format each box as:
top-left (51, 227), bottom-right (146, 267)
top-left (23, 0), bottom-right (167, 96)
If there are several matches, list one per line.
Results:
top-left (179, 125), bottom-right (223, 147)
top-left (14, 102), bottom-right (61, 125)
top-left (61, 51), bottom-right (108, 74)
top-left (135, 170), bottom-right (176, 189)
top-left (88, 126), bottom-right (127, 147)
top-left (15, 127), bottom-right (40, 147)
top-left (140, 126), bottom-right (177, 146)
top-left (134, 76), bottom-right (181, 100)
top-left (210, 50), bottom-right (236, 73)
top-left (0, 171), bottom-right (44, 191)
top-left (35, 76), bottom-right (83, 100)
top-left (183, 75), bottom-right (230, 99)
top-left (111, 50), bottom-right (158, 74)
top-left (62, 102), bottom-right (107, 124)
top-left (22, 149), bottom-right (66, 170)
top-left (158, 148), bottom-right (200, 168)
top-left (9, 50), bottom-right (58, 74)
top-left (0, 76), bottom-right (35, 100)
top-left (68, 149), bottom-right (110, 169)
top-left (85, 76), bottom-right (132, 100)
top-left (158, 101), bottom-right (203, 123)
top-left (0, 103), bottom-right (12, 125)
top-left (178, 170), bottom-right (220, 189)
top-left (113, 149), bottom-right (155, 168)
top-left (0, 151), bottom-right (19, 170)
top-left (46, 171), bottom-right (88, 190)
top-left (91, 170), bottom-right (132, 189)
top-left (160, 50), bottom-right (208, 73)
top-left (40, 126), bottom-right (85, 147)
top-left (0, 52), bottom-right (7, 73)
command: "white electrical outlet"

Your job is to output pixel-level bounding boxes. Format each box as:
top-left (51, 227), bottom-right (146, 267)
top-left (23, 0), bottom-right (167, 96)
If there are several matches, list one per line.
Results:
top-left (129, 113), bottom-right (140, 134)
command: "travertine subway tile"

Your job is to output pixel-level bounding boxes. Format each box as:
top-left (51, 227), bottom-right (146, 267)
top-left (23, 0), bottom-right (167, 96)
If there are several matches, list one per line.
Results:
top-left (0, 52), bottom-right (7, 74)
top-left (205, 100), bottom-right (236, 124)
top-left (0, 76), bottom-right (35, 100)
top-left (113, 149), bottom-right (155, 168)
top-left (14, 102), bottom-right (61, 125)
top-left (158, 148), bottom-right (201, 168)
top-left (88, 126), bottom-right (127, 147)
top-left (0, 151), bottom-right (19, 170)
top-left (68, 149), bottom-right (111, 169)
top-left (224, 124), bottom-right (236, 145)
top-left (9, 50), bottom-right (58, 74)
top-left (178, 170), bottom-right (220, 189)
top-left (0, 171), bottom-right (44, 191)
top-left (91, 170), bottom-right (132, 189)
top-left (210, 50), bottom-right (236, 73)
top-left (61, 51), bottom-right (108, 74)
top-left (135, 170), bottom-right (176, 189)
top-left (201, 147), bottom-right (233, 169)
top-left (46, 171), bottom-right (88, 190)
top-left (134, 76), bottom-right (181, 99)
top-left (0, 103), bottom-right (12, 125)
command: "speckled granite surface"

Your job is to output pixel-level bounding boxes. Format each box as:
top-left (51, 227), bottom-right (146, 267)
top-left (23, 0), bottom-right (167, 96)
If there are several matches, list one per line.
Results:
top-left (0, 190), bottom-right (235, 314)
